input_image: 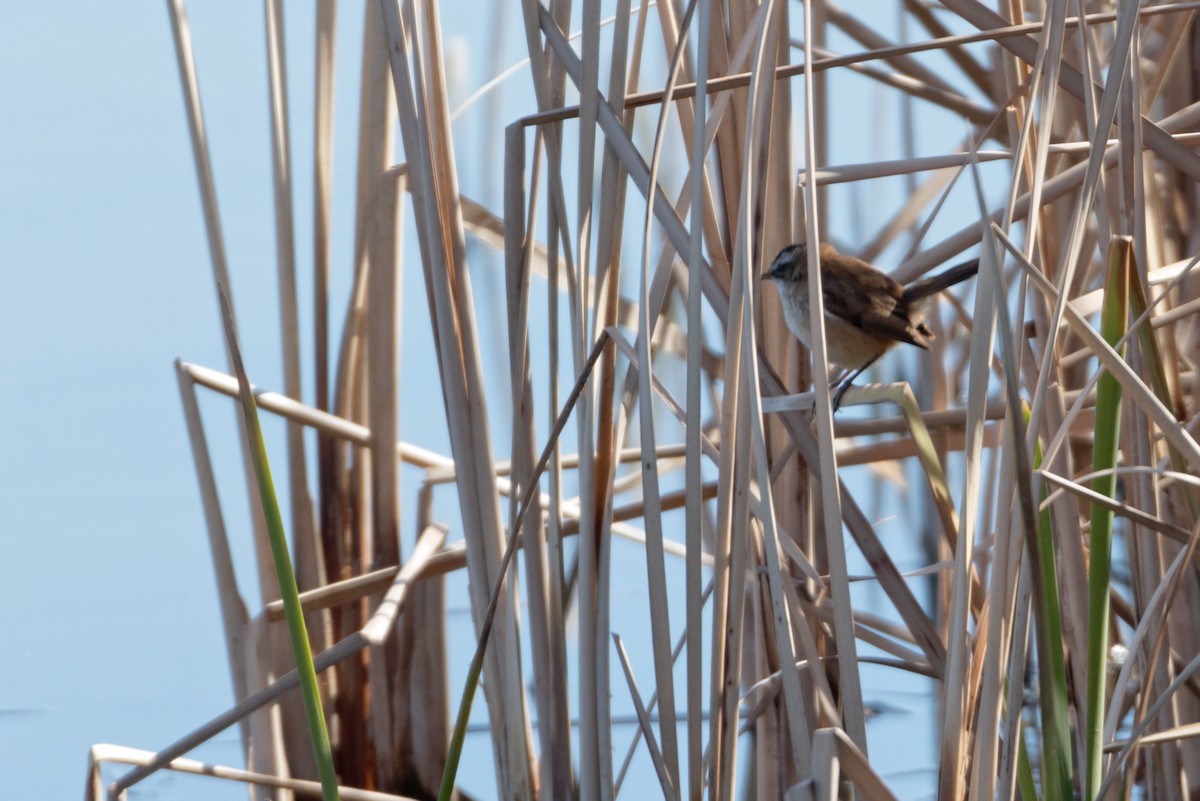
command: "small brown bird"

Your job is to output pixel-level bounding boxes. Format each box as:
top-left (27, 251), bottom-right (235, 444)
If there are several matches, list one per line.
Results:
top-left (764, 242), bottom-right (979, 411)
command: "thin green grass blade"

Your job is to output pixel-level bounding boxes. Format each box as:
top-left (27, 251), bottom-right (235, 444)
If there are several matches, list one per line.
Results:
top-left (1015, 728), bottom-right (1038, 801)
top-left (1028, 405), bottom-right (1072, 800)
top-left (1085, 238), bottom-right (1131, 800)
top-left (216, 286), bottom-right (340, 801)
top-left (437, 661), bottom-right (478, 801)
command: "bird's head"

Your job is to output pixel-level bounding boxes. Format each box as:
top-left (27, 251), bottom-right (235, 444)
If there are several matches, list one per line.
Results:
top-left (763, 243), bottom-right (810, 284)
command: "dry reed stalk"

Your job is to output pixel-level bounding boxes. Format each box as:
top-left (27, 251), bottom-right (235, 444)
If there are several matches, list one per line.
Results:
top-left (391, 0), bottom-right (541, 795)
top-left (262, 3), bottom-right (325, 786)
top-left (311, 0), bottom-right (341, 770)
top-left (630, 2), bottom-right (711, 788)
top-left (263, 0), bottom-right (317, 602)
top-left (312, 0), bottom-right (334, 422)
top-left (684, 5), bottom-right (712, 792)
top-left (327, 7), bottom-right (394, 786)
top-left (87, 744), bottom-right (419, 801)
top-left (175, 361), bottom-right (250, 747)
top-left (364, 164), bottom-right (407, 790)
top-left (613, 635), bottom-right (678, 799)
top-left (811, 727), bottom-right (898, 801)
top-left (796, 0), bottom-right (868, 768)
top-left (505, 121), bottom-right (576, 799)
top-left (165, 2), bottom-right (288, 795)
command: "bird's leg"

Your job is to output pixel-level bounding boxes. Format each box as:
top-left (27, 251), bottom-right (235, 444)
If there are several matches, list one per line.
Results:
top-left (828, 367), bottom-right (851, 391)
top-left (830, 355), bottom-right (882, 412)
top-left (831, 379), bottom-right (854, 412)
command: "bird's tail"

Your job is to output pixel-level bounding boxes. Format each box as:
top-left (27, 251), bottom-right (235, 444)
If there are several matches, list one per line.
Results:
top-left (902, 258), bottom-right (980, 302)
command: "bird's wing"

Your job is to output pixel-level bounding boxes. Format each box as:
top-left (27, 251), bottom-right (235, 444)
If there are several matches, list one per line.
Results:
top-left (822, 260), bottom-right (932, 349)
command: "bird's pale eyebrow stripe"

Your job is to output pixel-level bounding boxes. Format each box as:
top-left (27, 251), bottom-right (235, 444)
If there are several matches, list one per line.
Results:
top-left (770, 245), bottom-right (800, 270)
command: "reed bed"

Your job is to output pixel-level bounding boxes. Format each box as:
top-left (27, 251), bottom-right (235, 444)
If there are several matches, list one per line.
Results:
top-left (90, 0), bottom-right (1200, 799)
